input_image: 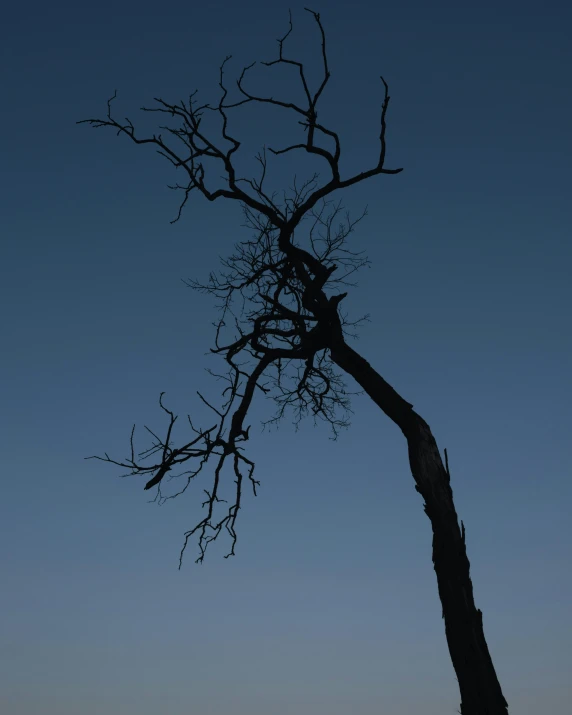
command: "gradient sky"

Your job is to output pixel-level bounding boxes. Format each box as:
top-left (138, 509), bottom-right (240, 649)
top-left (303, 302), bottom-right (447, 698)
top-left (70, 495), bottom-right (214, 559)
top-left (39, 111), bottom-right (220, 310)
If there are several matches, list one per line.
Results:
top-left (2, 0), bottom-right (571, 713)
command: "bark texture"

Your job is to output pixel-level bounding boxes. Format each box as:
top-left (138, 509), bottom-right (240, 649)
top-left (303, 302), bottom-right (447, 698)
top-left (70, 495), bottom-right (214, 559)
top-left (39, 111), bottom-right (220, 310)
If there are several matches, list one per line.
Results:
top-left (330, 337), bottom-right (509, 715)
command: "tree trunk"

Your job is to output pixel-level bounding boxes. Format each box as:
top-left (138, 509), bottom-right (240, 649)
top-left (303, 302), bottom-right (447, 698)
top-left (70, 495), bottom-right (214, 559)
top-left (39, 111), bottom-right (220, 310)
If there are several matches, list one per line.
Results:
top-left (329, 337), bottom-right (509, 715)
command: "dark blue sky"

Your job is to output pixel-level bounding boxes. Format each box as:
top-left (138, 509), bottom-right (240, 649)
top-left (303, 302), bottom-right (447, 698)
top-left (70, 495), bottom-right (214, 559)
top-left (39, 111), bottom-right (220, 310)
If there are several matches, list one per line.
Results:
top-left (2, 0), bottom-right (571, 713)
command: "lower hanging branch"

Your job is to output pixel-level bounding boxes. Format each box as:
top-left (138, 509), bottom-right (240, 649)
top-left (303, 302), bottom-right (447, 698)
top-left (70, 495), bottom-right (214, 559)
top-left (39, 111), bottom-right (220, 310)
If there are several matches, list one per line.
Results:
top-left (85, 386), bottom-right (259, 567)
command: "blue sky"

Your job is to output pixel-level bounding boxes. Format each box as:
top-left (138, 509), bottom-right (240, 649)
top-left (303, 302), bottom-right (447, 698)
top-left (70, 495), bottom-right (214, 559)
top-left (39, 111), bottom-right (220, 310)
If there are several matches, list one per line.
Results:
top-left (2, 0), bottom-right (571, 713)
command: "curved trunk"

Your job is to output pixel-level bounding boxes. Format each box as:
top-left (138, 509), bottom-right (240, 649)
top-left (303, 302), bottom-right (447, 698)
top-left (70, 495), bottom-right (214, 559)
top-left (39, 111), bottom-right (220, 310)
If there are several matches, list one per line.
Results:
top-left (329, 337), bottom-right (509, 715)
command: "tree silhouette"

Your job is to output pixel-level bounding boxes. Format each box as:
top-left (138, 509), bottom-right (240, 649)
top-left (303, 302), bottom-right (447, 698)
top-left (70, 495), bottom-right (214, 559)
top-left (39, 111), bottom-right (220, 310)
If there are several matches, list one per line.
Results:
top-left (80, 8), bottom-right (509, 715)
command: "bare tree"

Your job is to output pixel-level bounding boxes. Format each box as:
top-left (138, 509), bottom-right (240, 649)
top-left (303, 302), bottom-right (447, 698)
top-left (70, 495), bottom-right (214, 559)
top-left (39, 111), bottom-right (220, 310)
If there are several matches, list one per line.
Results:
top-left (80, 9), bottom-right (509, 715)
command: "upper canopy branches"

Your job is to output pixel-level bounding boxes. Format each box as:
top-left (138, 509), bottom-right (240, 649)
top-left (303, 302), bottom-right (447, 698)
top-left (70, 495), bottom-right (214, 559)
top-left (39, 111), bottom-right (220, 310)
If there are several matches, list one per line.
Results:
top-left (78, 7), bottom-right (402, 231)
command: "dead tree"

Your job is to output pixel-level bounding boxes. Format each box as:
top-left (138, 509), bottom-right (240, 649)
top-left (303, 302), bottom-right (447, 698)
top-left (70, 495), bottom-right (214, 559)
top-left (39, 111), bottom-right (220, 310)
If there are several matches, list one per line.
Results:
top-left (80, 9), bottom-right (509, 715)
